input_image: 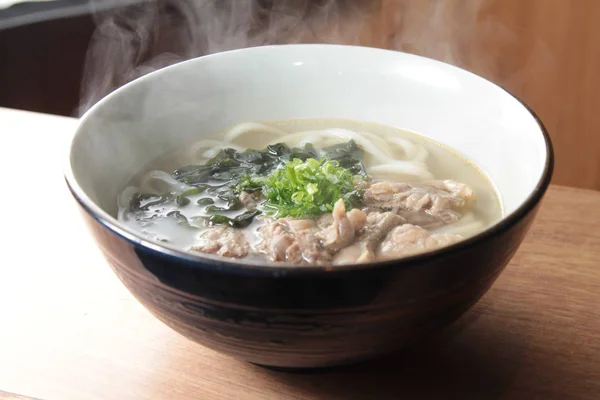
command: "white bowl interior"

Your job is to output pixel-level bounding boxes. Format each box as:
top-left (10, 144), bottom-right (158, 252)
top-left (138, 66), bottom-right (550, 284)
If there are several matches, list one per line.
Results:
top-left (68, 45), bottom-right (548, 229)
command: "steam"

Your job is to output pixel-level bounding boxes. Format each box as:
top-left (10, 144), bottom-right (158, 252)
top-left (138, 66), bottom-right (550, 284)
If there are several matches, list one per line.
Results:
top-left (78, 0), bottom-right (374, 115)
top-left (79, 0), bottom-right (555, 117)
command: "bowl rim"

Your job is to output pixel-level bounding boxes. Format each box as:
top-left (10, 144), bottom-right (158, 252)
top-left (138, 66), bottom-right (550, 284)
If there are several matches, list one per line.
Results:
top-left (64, 43), bottom-right (554, 276)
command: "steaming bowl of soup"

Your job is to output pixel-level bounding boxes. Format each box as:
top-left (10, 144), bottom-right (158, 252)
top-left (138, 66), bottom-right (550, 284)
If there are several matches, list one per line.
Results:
top-left (65, 44), bottom-right (553, 368)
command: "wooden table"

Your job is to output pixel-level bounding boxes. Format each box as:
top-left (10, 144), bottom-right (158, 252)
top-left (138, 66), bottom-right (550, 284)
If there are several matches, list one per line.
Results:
top-left (1, 107), bottom-right (599, 400)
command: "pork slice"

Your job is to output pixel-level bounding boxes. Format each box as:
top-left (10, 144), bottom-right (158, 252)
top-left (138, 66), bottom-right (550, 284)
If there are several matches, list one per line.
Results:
top-left (364, 180), bottom-right (473, 213)
top-left (377, 224), bottom-right (463, 260)
top-left (191, 226), bottom-right (250, 258)
top-left (397, 209), bottom-right (461, 229)
top-left (363, 180), bottom-right (473, 227)
top-left (333, 212), bottom-right (405, 265)
top-left (255, 218), bottom-right (330, 264)
top-left (316, 199), bottom-right (367, 251)
top-left (256, 199), bottom-right (369, 264)
top-left (360, 207), bottom-right (460, 229)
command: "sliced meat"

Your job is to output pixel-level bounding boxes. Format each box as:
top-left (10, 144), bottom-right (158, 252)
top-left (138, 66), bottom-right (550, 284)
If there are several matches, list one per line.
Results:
top-left (256, 221), bottom-right (294, 261)
top-left (316, 199), bottom-right (367, 251)
top-left (191, 226), bottom-right (249, 258)
top-left (239, 191), bottom-right (263, 209)
top-left (377, 224), bottom-right (463, 259)
top-left (363, 180), bottom-right (473, 226)
top-left (348, 209), bottom-right (368, 230)
top-left (256, 218), bottom-right (330, 264)
top-left (397, 209), bottom-right (461, 229)
top-left (427, 180), bottom-right (474, 199)
top-left (333, 212), bottom-right (405, 265)
top-left (316, 213), bottom-right (333, 229)
top-left (256, 200), bottom-right (368, 264)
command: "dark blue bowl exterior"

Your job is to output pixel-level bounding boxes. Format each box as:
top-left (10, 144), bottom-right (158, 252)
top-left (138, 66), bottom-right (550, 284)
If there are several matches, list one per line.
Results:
top-left (73, 196), bottom-right (543, 368)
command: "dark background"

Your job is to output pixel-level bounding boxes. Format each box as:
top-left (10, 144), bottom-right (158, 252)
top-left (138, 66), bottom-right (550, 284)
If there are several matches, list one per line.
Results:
top-left (0, 0), bottom-right (368, 117)
top-left (0, 0), bottom-right (99, 116)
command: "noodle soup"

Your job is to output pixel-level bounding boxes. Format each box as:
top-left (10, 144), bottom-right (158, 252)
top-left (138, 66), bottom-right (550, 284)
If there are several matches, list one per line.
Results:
top-left (117, 120), bottom-right (502, 265)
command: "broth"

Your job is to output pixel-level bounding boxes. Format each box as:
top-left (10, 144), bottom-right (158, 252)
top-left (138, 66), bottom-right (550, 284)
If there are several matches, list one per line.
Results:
top-left (117, 119), bottom-right (502, 265)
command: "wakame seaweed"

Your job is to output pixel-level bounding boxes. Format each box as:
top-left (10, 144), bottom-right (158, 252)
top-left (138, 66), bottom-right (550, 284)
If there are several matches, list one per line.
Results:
top-left (129, 193), bottom-right (174, 211)
top-left (206, 210), bottom-right (261, 229)
top-left (321, 140), bottom-right (367, 177)
top-left (205, 195), bottom-right (243, 213)
top-left (171, 143), bottom-right (319, 186)
top-left (128, 140), bottom-right (368, 227)
top-left (171, 140), bottom-right (364, 190)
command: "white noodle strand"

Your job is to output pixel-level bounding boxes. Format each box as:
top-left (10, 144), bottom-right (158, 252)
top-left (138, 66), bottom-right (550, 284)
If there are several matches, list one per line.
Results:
top-left (223, 122), bottom-right (287, 142)
top-left (188, 139), bottom-right (244, 162)
top-left (323, 129), bottom-right (396, 162)
top-left (388, 137), bottom-right (429, 162)
top-left (356, 131), bottom-right (396, 158)
top-left (296, 135), bottom-right (324, 148)
top-left (117, 186), bottom-right (140, 220)
top-left (267, 130), bottom-right (334, 147)
top-left (369, 163), bottom-right (434, 180)
top-left (118, 186), bottom-right (139, 209)
top-left (139, 170), bottom-right (192, 194)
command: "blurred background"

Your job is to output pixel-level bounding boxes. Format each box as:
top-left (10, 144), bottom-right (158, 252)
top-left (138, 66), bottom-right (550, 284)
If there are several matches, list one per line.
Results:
top-left (1, 0), bottom-right (598, 189)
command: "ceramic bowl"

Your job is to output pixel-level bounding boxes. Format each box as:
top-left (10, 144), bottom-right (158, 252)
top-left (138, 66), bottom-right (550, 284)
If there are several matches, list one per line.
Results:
top-left (65, 44), bottom-right (553, 369)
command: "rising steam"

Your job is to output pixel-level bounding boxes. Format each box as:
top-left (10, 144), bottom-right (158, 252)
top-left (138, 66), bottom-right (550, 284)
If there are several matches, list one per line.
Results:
top-left (79, 0), bottom-right (554, 117)
top-left (79, 0), bottom-right (376, 115)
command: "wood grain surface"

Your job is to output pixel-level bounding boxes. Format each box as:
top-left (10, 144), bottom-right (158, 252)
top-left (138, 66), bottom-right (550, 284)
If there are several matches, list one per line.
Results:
top-left (373, 0), bottom-right (600, 190)
top-left (1, 108), bottom-right (599, 399)
top-left (0, 391), bottom-right (42, 400)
